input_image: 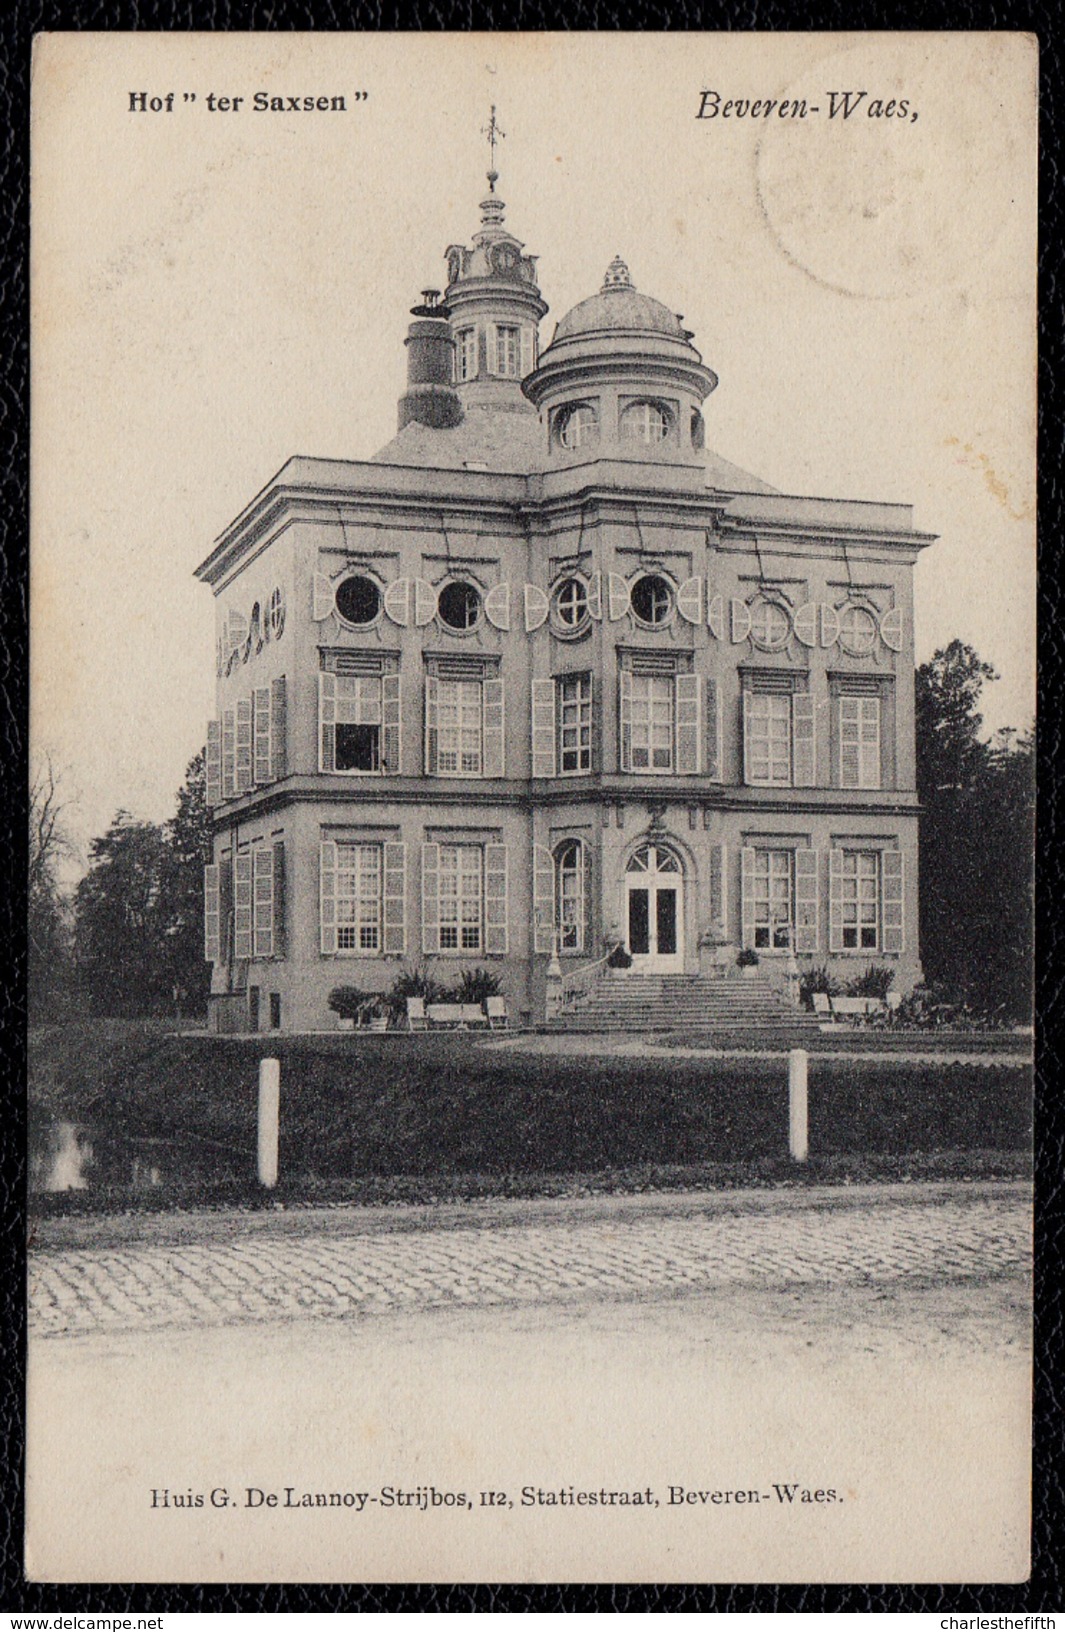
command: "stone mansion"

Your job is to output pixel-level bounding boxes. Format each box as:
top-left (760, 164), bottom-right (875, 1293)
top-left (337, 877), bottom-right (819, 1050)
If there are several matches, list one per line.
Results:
top-left (197, 169), bottom-right (933, 1033)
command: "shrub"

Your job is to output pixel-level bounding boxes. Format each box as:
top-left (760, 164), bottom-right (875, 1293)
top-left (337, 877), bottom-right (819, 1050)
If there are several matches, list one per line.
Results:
top-left (736, 947), bottom-right (759, 969)
top-left (845, 964), bottom-right (895, 1000)
top-left (327, 986), bottom-right (373, 1021)
top-left (384, 965), bottom-right (446, 1024)
top-left (606, 943), bottom-right (633, 970)
top-left (448, 967), bottom-right (502, 1006)
top-left (799, 965), bottom-right (839, 1011)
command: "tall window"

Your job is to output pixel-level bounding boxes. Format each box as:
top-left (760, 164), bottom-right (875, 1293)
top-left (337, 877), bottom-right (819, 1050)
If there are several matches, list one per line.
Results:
top-left (495, 325), bottom-right (521, 377)
top-left (629, 674), bottom-right (674, 771)
top-left (838, 851), bottom-right (879, 949)
top-left (439, 845), bottom-right (483, 951)
top-left (558, 674), bottom-right (592, 773)
top-left (745, 693), bottom-right (791, 785)
top-left (557, 404), bottom-right (598, 449)
top-left (555, 840), bottom-right (585, 952)
top-left (336, 843), bottom-right (382, 953)
top-left (839, 695), bottom-right (881, 789)
top-left (437, 679), bottom-right (483, 775)
top-left (751, 849), bottom-right (794, 950)
top-left (456, 328), bottom-right (477, 382)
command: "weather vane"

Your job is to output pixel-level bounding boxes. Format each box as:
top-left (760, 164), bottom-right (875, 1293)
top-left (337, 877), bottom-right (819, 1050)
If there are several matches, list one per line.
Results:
top-left (482, 105), bottom-right (505, 187)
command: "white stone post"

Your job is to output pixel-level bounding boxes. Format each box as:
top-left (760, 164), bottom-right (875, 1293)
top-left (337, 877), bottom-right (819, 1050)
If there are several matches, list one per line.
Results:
top-left (258, 1057), bottom-right (280, 1188)
top-left (545, 934), bottom-right (563, 1023)
top-left (788, 1048), bottom-right (808, 1163)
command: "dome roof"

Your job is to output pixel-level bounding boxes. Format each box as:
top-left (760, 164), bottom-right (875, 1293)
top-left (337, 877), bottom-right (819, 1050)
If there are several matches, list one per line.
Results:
top-left (553, 257), bottom-right (691, 343)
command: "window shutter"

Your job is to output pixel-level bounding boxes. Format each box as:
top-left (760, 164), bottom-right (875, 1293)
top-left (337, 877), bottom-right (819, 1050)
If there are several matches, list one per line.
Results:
top-left (233, 852), bottom-right (253, 960)
top-left (705, 677), bottom-right (722, 781)
top-left (520, 326), bottom-right (535, 378)
top-left (590, 672), bottom-right (603, 773)
top-left (380, 673), bottom-right (401, 774)
top-left (254, 686), bottom-right (272, 784)
top-left (484, 581), bottom-right (511, 631)
top-left (524, 584), bottom-right (550, 631)
top-left (707, 593), bottom-right (726, 640)
top-left (235, 699), bottom-right (254, 794)
top-left (272, 841), bottom-right (286, 959)
top-left (320, 840), bottom-right (338, 955)
top-left (227, 607), bottom-right (249, 653)
top-left (795, 849), bottom-right (819, 953)
top-left (483, 678), bottom-right (505, 777)
top-left (312, 574), bottom-right (334, 621)
top-left (607, 573), bottom-right (630, 621)
top-left (253, 845), bottom-right (275, 959)
top-left (204, 864), bottom-right (221, 963)
top-left (270, 677), bottom-right (287, 780)
top-left (222, 709), bottom-right (236, 799)
top-left (730, 599), bottom-right (751, 643)
top-left (383, 841), bottom-right (407, 955)
top-left (677, 576), bottom-right (704, 626)
top-left (840, 697), bottom-right (861, 788)
top-left (383, 577), bottom-right (411, 627)
top-left (619, 667), bottom-right (634, 771)
top-left (828, 848), bottom-right (845, 953)
top-left (319, 671), bottom-right (336, 773)
top-left (219, 859), bottom-right (234, 964)
top-left (792, 693), bottom-right (816, 787)
top-left (586, 571), bottom-right (603, 621)
top-left (882, 850), bottom-right (904, 952)
top-left (709, 843), bottom-right (727, 933)
top-left (421, 842), bottom-right (440, 954)
top-left (820, 603), bottom-right (840, 648)
top-left (879, 606), bottom-right (904, 652)
top-left (793, 603), bottom-right (818, 647)
top-left (205, 720), bottom-right (222, 808)
top-left (413, 577), bottom-right (438, 627)
top-left (675, 673), bottom-right (702, 774)
top-left (424, 673), bottom-right (439, 774)
top-left (531, 678), bottom-right (556, 778)
top-left (485, 844), bottom-right (509, 954)
top-left (742, 691), bottom-right (755, 784)
top-left (862, 695), bottom-right (882, 789)
top-left (741, 847), bottom-right (757, 949)
top-left (533, 843), bottom-right (555, 954)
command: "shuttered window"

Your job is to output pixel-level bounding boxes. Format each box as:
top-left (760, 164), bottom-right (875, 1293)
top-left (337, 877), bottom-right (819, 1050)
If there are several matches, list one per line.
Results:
top-left (425, 672), bottom-right (504, 778)
top-left (320, 672), bottom-right (387, 775)
top-left (830, 848), bottom-right (883, 952)
top-left (626, 674), bottom-right (674, 772)
top-left (744, 693), bottom-right (791, 785)
top-left (439, 844), bottom-right (484, 952)
top-left (555, 839), bottom-right (586, 952)
top-left (335, 843), bottom-right (383, 953)
top-left (233, 852), bottom-right (254, 960)
top-left (743, 847), bottom-right (794, 950)
top-left (558, 674), bottom-right (592, 773)
top-left (253, 845), bottom-right (275, 959)
top-left (839, 695), bottom-right (881, 789)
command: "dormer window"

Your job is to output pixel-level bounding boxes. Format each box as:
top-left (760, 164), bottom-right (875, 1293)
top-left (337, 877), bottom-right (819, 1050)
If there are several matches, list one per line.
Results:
top-left (621, 400), bottom-right (671, 444)
top-left (557, 403), bottom-right (598, 450)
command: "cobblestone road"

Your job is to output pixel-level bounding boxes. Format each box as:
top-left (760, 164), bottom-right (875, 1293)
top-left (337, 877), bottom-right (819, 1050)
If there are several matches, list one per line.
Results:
top-left (29, 1183), bottom-right (1030, 1341)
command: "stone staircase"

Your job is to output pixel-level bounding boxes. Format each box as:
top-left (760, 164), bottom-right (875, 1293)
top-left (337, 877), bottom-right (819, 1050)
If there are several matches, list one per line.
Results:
top-left (552, 972), bottom-right (823, 1039)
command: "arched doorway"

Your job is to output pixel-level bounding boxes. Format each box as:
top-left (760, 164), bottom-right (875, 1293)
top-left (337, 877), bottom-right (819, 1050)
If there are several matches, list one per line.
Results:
top-left (625, 842), bottom-right (684, 973)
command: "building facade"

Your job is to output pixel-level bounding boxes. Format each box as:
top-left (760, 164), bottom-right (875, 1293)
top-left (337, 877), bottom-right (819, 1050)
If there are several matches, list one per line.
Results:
top-left (197, 173), bottom-right (934, 1033)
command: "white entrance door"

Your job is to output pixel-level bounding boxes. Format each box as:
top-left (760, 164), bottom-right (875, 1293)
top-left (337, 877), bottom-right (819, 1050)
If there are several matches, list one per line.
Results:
top-left (625, 843), bottom-right (684, 973)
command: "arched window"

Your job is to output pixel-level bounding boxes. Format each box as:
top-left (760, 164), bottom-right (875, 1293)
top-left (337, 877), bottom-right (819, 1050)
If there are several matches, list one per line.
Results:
top-left (555, 839), bottom-right (586, 953)
top-left (620, 400), bottom-right (671, 444)
top-left (557, 403), bottom-right (599, 450)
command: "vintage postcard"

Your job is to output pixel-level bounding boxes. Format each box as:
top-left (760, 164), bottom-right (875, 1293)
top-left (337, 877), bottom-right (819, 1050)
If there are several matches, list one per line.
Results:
top-left (27, 31), bottom-right (1036, 1585)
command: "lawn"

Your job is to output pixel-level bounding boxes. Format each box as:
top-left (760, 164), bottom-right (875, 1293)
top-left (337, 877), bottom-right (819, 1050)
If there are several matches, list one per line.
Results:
top-left (29, 1021), bottom-right (1033, 1206)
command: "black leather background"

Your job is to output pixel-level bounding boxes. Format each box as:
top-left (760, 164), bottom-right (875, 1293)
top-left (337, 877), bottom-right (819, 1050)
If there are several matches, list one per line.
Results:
top-left (1, 2), bottom-right (1059, 1611)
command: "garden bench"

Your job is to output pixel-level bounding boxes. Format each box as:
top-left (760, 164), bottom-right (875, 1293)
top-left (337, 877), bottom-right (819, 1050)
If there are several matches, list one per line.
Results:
top-left (486, 995), bottom-right (509, 1029)
top-left (461, 1003), bottom-right (489, 1028)
top-left (829, 995), bottom-right (888, 1022)
top-left (426, 1003), bottom-right (468, 1030)
top-left (406, 997), bottom-right (428, 1031)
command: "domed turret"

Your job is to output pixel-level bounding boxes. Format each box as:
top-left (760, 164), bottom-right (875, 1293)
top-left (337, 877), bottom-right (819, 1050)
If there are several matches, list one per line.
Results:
top-left (443, 171), bottom-right (548, 414)
top-left (523, 258), bottom-right (717, 463)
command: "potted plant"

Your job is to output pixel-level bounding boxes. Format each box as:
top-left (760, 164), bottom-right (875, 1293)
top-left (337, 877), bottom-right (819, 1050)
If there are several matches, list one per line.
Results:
top-left (736, 947), bottom-right (760, 979)
top-left (328, 985), bottom-right (370, 1031)
top-left (606, 942), bottom-right (633, 972)
top-left (364, 998), bottom-right (390, 1033)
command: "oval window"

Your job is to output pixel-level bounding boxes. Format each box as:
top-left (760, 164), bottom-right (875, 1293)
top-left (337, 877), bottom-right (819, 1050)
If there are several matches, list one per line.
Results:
top-left (749, 598), bottom-right (791, 652)
top-left (838, 603), bottom-right (879, 656)
top-left (554, 577), bottom-right (588, 630)
top-left (621, 400), bottom-right (671, 444)
top-left (335, 574), bottom-right (381, 627)
top-left (630, 573), bottom-right (673, 627)
top-left (557, 404), bottom-right (598, 450)
top-left (268, 586), bottom-right (286, 640)
top-left (438, 580), bottom-right (482, 631)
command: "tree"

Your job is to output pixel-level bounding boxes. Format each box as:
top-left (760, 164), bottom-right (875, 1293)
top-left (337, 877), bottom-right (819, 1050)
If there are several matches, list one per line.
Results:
top-left (158, 752), bottom-right (214, 1015)
top-left (28, 756), bottom-right (75, 1020)
top-left (915, 643), bottom-right (1034, 1019)
top-left (74, 813), bottom-right (171, 1016)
